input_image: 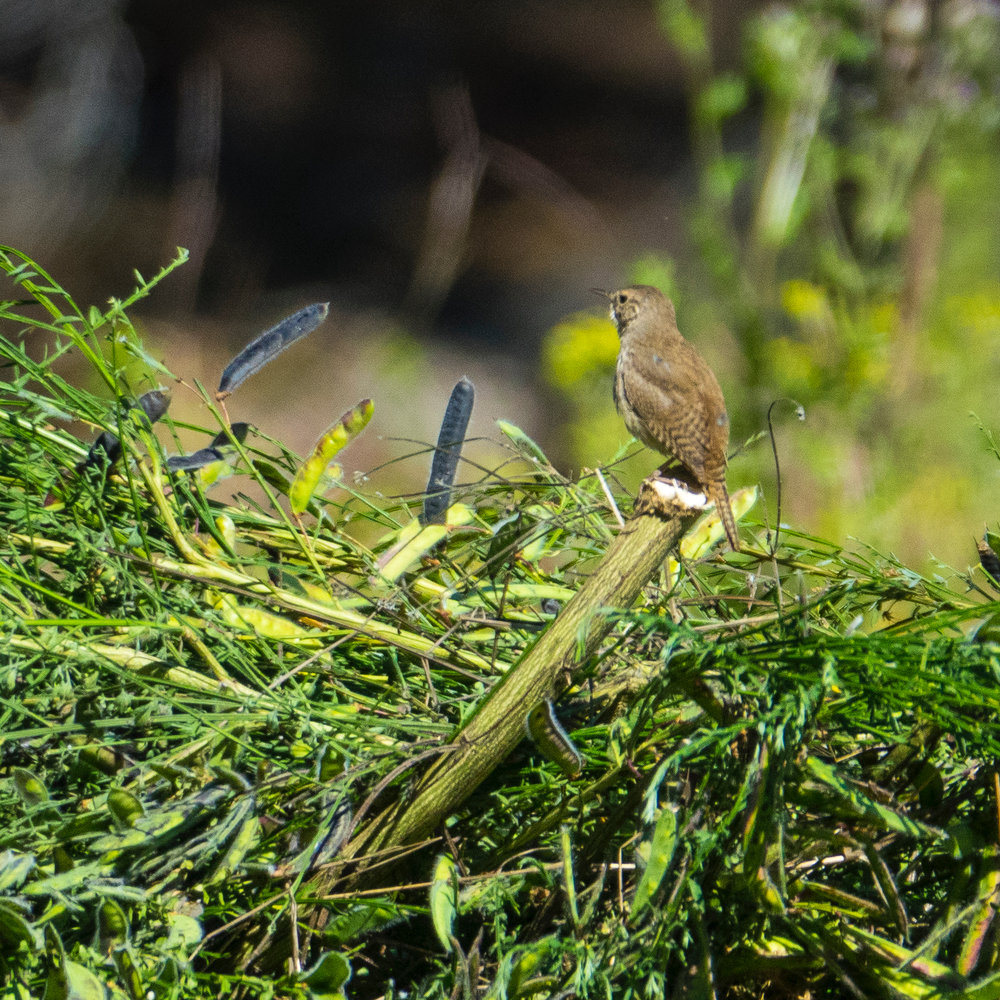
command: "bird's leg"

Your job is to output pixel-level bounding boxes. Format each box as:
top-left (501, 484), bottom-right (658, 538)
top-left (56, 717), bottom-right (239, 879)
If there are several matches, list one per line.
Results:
top-left (645, 475), bottom-right (710, 513)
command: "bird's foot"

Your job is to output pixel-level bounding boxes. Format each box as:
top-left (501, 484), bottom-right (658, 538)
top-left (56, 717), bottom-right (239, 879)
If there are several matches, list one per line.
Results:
top-left (649, 473), bottom-right (708, 510)
top-left (634, 474), bottom-right (709, 521)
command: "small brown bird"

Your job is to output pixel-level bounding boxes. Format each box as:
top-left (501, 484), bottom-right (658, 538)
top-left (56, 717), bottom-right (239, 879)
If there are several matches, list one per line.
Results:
top-left (601, 284), bottom-right (740, 551)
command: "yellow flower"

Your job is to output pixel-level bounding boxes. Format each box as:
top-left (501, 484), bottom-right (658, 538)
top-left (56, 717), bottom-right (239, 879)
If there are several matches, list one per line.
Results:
top-left (781, 279), bottom-right (828, 322)
top-left (542, 313), bottom-right (619, 390)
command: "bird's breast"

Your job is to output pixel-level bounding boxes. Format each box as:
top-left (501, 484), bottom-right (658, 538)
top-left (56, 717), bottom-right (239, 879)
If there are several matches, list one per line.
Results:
top-left (615, 351), bottom-right (663, 447)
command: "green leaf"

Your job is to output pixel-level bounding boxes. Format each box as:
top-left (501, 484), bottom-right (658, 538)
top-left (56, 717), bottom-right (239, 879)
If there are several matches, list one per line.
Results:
top-left (429, 853), bottom-right (459, 951)
top-left (507, 942), bottom-right (557, 1000)
top-left (13, 768), bottom-right (48, 806)
top-left (0, 850), bottom-right (36, 892)
top-left (57, 963), bottom-right (107, 1000)
top-left (112, 948), bottom-right (144, 1000)
top-left (299, 950), bottom-right (352, 999)
top-left (44, 924), bottom-right (108, 999)
top-left (161, 911), bottom-right (202, 951)
top-left (0, 898), bottom-right (41, 950)
top-left (630, 806), bottom-right (678, 920)
top-left (656, 0), bottom-right (708, 59)
top-left (323, 903), bottom-right (400, 945)
top-left (696, 73), bottom-right (748, 124)
top-left (956, 969), bottom-right (1000, 1000)
top-left (107, 789), bottom-right (144, 829)
top-left (208, 809), bottom-right (260, 885)
top-left (803, 757), bottom-right (940, 840)
top-left (497, 419), bottom-right (550, 464)
top-left (97, 899), bottom-right (129, 953)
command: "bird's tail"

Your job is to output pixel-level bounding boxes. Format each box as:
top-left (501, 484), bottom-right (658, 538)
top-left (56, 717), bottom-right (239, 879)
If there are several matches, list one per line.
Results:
top-left (711, 482), bottom-right (740, 552)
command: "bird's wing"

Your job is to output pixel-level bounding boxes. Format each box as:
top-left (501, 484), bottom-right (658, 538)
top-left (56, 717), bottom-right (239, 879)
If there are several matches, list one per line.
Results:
top-left (621, 357), bottom-right (724, 482)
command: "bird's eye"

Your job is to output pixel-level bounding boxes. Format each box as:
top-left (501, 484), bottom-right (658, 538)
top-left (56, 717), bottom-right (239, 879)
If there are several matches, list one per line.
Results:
top-left (617, 294), bottom-right (627, 305)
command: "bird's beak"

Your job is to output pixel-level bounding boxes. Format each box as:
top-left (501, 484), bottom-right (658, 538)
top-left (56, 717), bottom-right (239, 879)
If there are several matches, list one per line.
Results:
top-left (590, 287), bottom-right (612, 300)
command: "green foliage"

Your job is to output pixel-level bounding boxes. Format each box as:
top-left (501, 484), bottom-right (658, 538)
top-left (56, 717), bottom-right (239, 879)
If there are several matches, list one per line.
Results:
top-left (2, 246), bottom-right (1000, 999)
top-left (545, 0), bottom-right (1000, 571)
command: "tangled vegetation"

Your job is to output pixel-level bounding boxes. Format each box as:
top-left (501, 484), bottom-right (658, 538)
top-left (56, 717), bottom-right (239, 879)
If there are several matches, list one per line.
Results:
top-left (2, 246), bottom-right (1000, 999)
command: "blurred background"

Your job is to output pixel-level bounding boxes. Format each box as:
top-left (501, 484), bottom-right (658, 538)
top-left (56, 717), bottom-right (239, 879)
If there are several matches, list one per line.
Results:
top-left (2, 0), bottom-right (1000, 571)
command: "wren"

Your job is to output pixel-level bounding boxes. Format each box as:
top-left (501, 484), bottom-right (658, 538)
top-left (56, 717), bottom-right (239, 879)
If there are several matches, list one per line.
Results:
top-left (601, 284), bottom-right (740, 551)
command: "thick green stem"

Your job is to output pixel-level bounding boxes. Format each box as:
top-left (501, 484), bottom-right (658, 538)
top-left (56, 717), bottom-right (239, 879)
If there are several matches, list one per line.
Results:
top-left (327, 482), bottom-right (693, 879)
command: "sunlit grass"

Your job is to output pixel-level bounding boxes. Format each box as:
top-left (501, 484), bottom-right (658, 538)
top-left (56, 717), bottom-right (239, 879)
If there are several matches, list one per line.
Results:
top-left (2, 247), bottom-right (1000, 998)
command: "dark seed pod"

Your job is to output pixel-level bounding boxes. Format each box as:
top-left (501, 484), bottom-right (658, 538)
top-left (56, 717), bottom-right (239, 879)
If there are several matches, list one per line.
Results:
top-left (166, 448), bottom-right (223, 472)
top-left (309, 800), bottom-right (353, 869)
top-left (136, 389), bottom-right (170, 423)
top-left (80, 389), bottom-right (171, 469)
top-left (168, 423), bottom-right (251, 475)
top-left (210, 422), bottom-right (251, 448)
top-left (422, 376), bottom-right (474, 525)
top-left (978, 538), bottom-right (1000, 592)
top-left (84, 429), bottom-right (124, 468)
top-left (526, 700), bottom-right (582, 777)
top-left (217, 303), bottom-right (329, 397)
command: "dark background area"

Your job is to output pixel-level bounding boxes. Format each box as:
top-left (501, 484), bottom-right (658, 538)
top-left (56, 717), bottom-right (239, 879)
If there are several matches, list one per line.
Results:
top-left (5, 0), bottom-right (1000, 569)
top-left (1, 0), bottom-right (763, 505)
top-left (2, 0), bottom-right (754, 336)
